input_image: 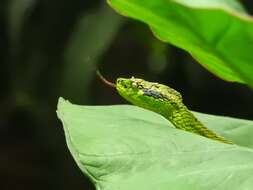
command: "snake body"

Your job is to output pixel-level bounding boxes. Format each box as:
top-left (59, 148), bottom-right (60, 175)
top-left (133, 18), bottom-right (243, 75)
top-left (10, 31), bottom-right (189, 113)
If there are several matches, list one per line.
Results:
top-left (115, 77), bottom-right (232, 144)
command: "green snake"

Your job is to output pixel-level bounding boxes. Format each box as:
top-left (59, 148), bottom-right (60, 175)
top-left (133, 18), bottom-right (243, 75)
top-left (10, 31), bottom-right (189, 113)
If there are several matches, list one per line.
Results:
top-left (97, 71), bottom-right (233, 144)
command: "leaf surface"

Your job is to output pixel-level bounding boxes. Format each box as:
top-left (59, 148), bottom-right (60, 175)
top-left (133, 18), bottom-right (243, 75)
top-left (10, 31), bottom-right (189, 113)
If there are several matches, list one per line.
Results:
top-left (57, 98), bottom-right (253, 190)
top-left (107, 0), bottom-right (253, 87)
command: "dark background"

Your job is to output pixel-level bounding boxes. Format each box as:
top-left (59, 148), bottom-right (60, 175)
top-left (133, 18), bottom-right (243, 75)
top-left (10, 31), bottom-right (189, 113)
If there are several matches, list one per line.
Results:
top-left (1, 0), bottom-right (252, 189)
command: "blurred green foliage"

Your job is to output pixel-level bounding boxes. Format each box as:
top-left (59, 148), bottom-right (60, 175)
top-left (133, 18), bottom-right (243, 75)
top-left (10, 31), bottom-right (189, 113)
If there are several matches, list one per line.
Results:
top-left (0, 0), bottom-right (253, 190)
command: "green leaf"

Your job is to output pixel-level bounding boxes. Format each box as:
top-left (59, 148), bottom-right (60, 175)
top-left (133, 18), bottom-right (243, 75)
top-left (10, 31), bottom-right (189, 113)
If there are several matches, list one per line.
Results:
top-left (107, 0), bottom-right (253, 87)
top-left (57, 98), bottom-right (253, 190)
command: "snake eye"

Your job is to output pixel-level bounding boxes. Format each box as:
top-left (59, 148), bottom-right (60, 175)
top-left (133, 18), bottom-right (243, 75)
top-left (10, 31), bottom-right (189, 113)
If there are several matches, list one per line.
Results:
top-left (138, 85), bottom-right (144, 89)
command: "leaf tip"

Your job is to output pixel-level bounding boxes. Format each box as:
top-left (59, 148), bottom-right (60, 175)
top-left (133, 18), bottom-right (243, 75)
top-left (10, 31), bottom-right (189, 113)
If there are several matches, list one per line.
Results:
top-left (56, 97), bottom-right (71, 120)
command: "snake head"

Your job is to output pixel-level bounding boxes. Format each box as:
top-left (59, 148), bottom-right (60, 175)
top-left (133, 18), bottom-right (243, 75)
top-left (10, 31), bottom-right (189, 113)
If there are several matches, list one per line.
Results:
top-left (116, 77), bottom-right (183, 115)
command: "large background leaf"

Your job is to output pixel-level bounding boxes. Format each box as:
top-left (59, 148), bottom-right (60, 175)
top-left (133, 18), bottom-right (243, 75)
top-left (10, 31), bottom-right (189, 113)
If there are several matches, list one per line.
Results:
top-left (107, 0), bottom-right (253, 87)
top-left (57, 98), bottom-right (253, 190)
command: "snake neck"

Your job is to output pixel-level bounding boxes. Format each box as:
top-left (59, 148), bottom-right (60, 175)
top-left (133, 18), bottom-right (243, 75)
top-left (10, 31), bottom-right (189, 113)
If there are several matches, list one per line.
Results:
top-left (166, 104), bottom-right (232, 144)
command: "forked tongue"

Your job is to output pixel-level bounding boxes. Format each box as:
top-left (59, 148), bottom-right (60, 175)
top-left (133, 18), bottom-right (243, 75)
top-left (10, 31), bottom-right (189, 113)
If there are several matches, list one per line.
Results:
top-left (96, 70), bottom-right (116, 88)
